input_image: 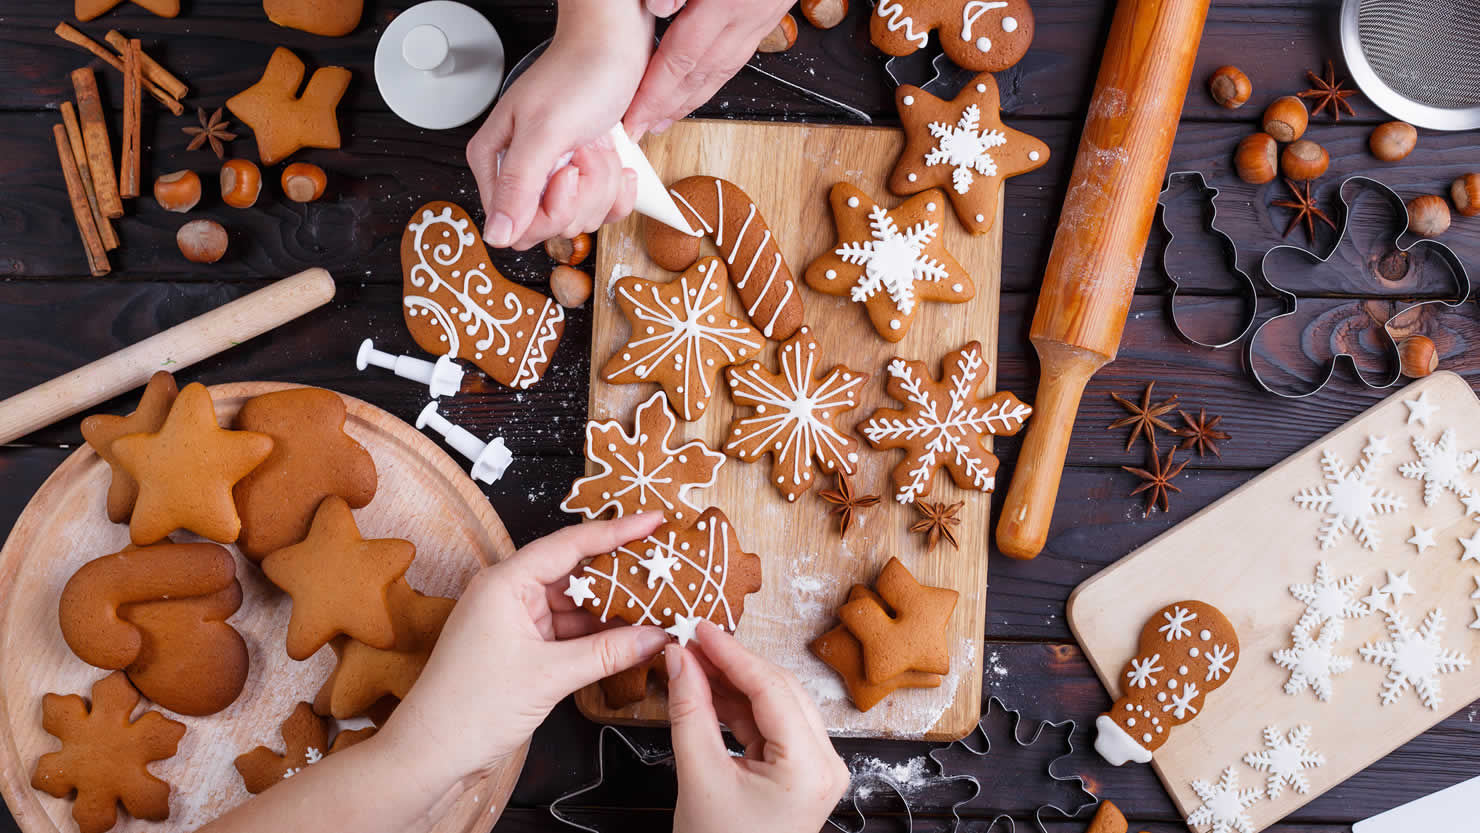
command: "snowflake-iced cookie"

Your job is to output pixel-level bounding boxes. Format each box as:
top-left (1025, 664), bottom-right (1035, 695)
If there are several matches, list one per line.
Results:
top-left (1292, 437), bottom-right (1405, 551)
top-left (860, 341), bottom-right (1031, 503)
top-left (805, 184), bottom-right (973, 342)
top-left (602, 258), bottom-right (764, 421)
top-left (1094, 600), bottom-right (1240, 766)
top-left (871, 0), bottom-right (1035, 73)
top-left (889, 73), bottom-right (1049, 235)
top-left (723, 326), bottom-right (869, 502)
top-left (561, 392), bottom-right (725, 522)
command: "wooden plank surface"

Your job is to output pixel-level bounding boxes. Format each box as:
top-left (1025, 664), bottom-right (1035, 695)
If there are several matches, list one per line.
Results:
top-left (580, 119), bottom-right (1005, 740)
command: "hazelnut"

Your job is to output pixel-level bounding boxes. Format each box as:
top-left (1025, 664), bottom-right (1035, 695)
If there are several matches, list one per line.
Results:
top-left (1368, 121), bottom-right (1417, 162)
top-left (176, 219), bottom-right (228, 263)
top-left (801, 0), bottom-right (848, 29)
top-left (1234, 133), bottom-right (1279, 185)
top-left (1208, 66), bottom-right (1252, 109)
top-left (1451, 173), bottom-right (1480, 217)
top-left (281, 162), bottom-right (327, 203)
top-left (152, 170), bottom-right (201, 213)
top-left (1262, 96), bottom-right (1308, 143)
top-left (219, 159), bottom-right (262, 209)
top-left (1281, 139), bottom-right (1329, 180)
top-left (757, 13), bottom-right (798, 52)
top-left (545, 232), bottom-right (592, 266)
top-left (1407, 194), bottom-right (1451, 238)
top-left (549, 265), bottom-right (593, 308)
top-left (1398, 335), bottom-right (1439, 378)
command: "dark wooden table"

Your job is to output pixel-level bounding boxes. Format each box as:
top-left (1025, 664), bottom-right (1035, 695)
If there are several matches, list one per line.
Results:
top-left (3, 1), bottom-right (1479, 831)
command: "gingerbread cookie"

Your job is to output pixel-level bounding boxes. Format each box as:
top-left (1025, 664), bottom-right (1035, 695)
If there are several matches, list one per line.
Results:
top-left (111, 382), bottom-right (273, 545)
top-left (1086, 800), bottom-right (1128, 833)
top-left (1094, 601), bottom-right (1240, 766)
top-left (233, 387), bottom-right (378, 561)
top-left (81, 372), bottom-right (178, 524)
top-left (31, 673), bottom-right (186, 833)
top-left (566, 507), bottom-right (762, 635)
top-left (597, 656), bottom-right (668, 709)
top-left (330, 726), bottom-right (377, 752)
top-left (860, 341), bottom-right (1031, 503)
top-left (120, 578), bottom-right (248, 717)
top-left (561, 391), bottom-right (725, 523)
top-left (313, 583), bottom-right (456, 719)
top-left (264, 0), bottom-right (363, 36)
top-left (890, 74), bottom-right (1050, 235)
top-left (805, 184), bottom-right (972, 342)
top-left (76, 0), bottom-right (178, 21)
top-left (601, 258), bottom-right (764, 421)
top-left (262, 496), bottom-right (416, 661)
top-left (402, 201), bottom-right (566, 390)
top-left (645, 175), bottom-right (805, 340)
top-left (837, 557), bottom-right (957, 684)
top-left (226, 47), bottom-right (351, 165)
top-left (234, 702), bottom-right (331, 794)
top-left (724, 326), bottom-right (868, 503)
top-left (872, 0), bottom-right (1035, 73)
top-left (811, 584), bottom-right (941, 711)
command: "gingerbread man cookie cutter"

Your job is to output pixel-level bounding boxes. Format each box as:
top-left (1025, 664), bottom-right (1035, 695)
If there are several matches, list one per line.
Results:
top-left (1155, 171), bottom-right (1260, 350)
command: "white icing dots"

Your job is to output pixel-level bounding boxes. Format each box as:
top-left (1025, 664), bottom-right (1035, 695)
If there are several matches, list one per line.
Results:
top-left (902, 95), bottom-right (915, 106)
top-left (976, 36), bottom-right (991, 52)
top-left (1002, 16), bottom-right (1018, 32)
top-left (907, 173), bottom-right (918, 182)
top-left (1029, 150), bottom-right (1041, 161)
top-left (976, 83), bottom-right (987, 93)
top-left (847, 196), bottom-right (860, 208)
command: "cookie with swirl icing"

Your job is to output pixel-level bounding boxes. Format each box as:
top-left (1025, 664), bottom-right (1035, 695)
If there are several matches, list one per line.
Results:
top-left (871, 0), bottom-right (1035, 73)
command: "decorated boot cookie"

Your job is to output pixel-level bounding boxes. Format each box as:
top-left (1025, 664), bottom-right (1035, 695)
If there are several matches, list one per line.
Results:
top-left (872, 0), bottom-right (1035, 73)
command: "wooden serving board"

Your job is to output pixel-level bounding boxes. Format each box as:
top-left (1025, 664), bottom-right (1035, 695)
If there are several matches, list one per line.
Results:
top-left (0, 382), bottom-right (525, 833)
top-left (583, 119), bottom-right (1006, 741)
top-left (1070, 372), bottom-right (1480, 833)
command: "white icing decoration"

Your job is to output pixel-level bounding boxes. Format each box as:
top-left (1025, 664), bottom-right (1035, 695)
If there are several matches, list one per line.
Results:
top-left (1293, 440), bottom-right (1405, 550)
top-left (1159, 605), bottom-right (1197, 641)
top-left (564, 575), bottom-right (597, 607)
top-left (1187, 767), bottom-right (1264, 833)
top-left (876, 0), bottom-right (928, 48)
top-left (924, 104), bottom-right (1007, 195)
top-left (1363, 585), bottom-right (1391, 613)
top-left (1461, 528), bottom-right (1480, 563)
top-left (1029, 150), bottom-right (1040, 161)
top-left (1093, 714), bottom-right (1151, 765)
top-left (1290, 561), bottom-right (1369, 630)
top-left (638, 547), bottom-right (682, 588)
top-left (847, 196), bottom-right (860, 208)
top-left (1243, 725), bottom-right (1325, 798)
top-left (1205, 644), bottom-right (1235, 682)
top-left (665, 613), bottom-right (700, 646)
top-left (1125, 653), bottom-right (1162, 689)
top-left (1408, 525), bottom-right (1436, 553)
top-left (961, 2), bottom-right (1008, 47)
top-left (1380, 569), bottom-right (1416, 603)
top-left (975, 36), bottom-right (991, 51)
top-left (1274, 621), bottom-right (1351, 702)
top-left (1404, 390), bottom-right (1438, 427)
top-left (1399, 429), bottom-right (1480, 511)
top-left (834, 203), bottom-right (950, 318)
top-left (1163, 682), bottom-right (1200, 719)
top-left (1002, 15), bottom-right (1018, 32)
top-left (1360, 607), bottom-right (1470, 710)
top-left (902, 95), bottom-right (914, 106)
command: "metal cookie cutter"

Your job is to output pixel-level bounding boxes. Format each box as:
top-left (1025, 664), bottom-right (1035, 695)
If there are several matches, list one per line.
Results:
top-left (1251, 175), bottom-right (1472, 399)
top-left (549, 725), bottom-right (674, 833)
top-left (885, 50), bottom-right (983, 97)
top-left (1156, 171), bottom-right (1260, 349)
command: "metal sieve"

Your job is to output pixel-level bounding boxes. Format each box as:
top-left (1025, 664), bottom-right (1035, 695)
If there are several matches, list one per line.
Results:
top-left (1340, 0), bottom-right (1480, 130)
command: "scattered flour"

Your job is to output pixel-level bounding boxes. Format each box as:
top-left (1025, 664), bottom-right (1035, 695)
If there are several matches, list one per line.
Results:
top-left (846, 754), bottom-right (935, 802)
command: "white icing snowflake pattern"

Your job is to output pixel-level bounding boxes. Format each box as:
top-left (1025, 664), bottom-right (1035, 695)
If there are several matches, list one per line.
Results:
top-left (835, 203), bottom-right (950, 317)
top-left (1274, 622), bottom-right (1352, 702)
top-left (1159, 605), bottom-right (1198, 641)
top-left (1187, 767), bottom-right (1264, 833)
top-left (1205, 643), bottom-right (1236, 682)
top-left (1164, 683), bottom-right (1201, 719)
top-left (1126, 654), bottom-right (1162, 689)
top-left (281, 747), bottom-right (324, 780)
top-left (1359, 607), bottom-right (1471, 710)
top-left (924, 104), bottom-right (1007, 195)
top-left (1399, 429), bottom-right (1480, 511)
top-left (1242, 725), bottom-right (1325, 798)
top-left (1293, 440), bottom-right (1405, 550)
top-left (1290, 561), bottom-right (1369, 630)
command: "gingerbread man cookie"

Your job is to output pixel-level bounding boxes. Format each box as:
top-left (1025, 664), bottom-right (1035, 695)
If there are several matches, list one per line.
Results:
top-left (402, 201), bottom-right (566, 390)
top-left (805, 184), bottom-right (972, 342)
top-left (313, 583), bottom-right (457, 719)
top-left (31, 673), bottom-right (186, 833)
top-left (644, 175), bottom-right (805, 340)
top-left (838, 557), bottom-right (958, 684)
top-left (81, 371), bottom-right (178, 524)
top-left (1094, 600), bottom-right (1240, 766)
top-left (561, 391), bottom-right (725, 523)
top-left (890, 74), bottom-right (1050, 235)
top-left (602, 258), bottom-right (764, 421)
top-left (723, 326), bottom-right (869, 503)
top-left (811, 584), bottom-right (942, 711)
top-left (234, 702), bottom-right (331, 794)
top-left (872, 0), bottom-right (1035, 73)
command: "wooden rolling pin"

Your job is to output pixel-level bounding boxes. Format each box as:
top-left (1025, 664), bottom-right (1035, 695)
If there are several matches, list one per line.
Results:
top-left (0, 268), bottom-right (335, 445)
top-left (996, 0), bottom-right (1210, 560)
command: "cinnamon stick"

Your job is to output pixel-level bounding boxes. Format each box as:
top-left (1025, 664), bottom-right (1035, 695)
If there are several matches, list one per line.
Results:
top-left (53, 124), bottom-right (110, 277)
top-left (70, 67), bottom-right (123, 219)
top-left (60, 101), bottom-right (119, 251)
top-left (120, 39), bottom-right (142, 199)
top-left (54, 23), bottom-right (185, 116)
top-left (104, 29), bottom-right (187, 100)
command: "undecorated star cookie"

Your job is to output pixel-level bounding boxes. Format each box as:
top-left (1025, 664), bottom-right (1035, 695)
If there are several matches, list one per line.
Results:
top-left (811, 584), bottom-right (941, 711)
top-left (871, 0), bottom-right (1035, 73)
top-left (837, 558), bottom-right (957, 685)
top-left (226, 47), bottom-right (350, 165)
top-left (81, 371), bottom-right (178, 524)
top-left (314, 583), bottom-right (456, 719)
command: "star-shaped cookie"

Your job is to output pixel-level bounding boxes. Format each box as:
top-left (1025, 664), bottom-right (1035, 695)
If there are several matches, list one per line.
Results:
top-left (81, 371), bottom-right (178, 524)
top-left (262, 496), bottom-right (416, 661)
top-left (313, 583), bottom-right (456, 719)
top-left (838, 557), bottom-right (958, 684)
top-left (890, 73), bottom-right (1050, 235)
top-left (111, 382), bottom-right (273, 546)
top-left (226, 47), bottom-right (350, 165)
top-left (810, 584), bottom-right (941, 711)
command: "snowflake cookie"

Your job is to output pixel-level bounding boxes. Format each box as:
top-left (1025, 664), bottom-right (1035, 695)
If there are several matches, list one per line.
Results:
top-left (1293, 437), bottom-right (1405, 550)
top-left (871, 0), bottom-right (1035, 73)
top-left (601, 257), bottom-right (764, 421)
top-left (1273, 620), bottom-right (1351, 702)
top-left (1399, 428), bottom-right (1480, 511)
top-left (1242, 725), bottom-right (1325, 797)
top-left (1359, 607), bottom-right (1471, 710)
top-left (859, 341), bottom-right (1031, 504)
top-left (1290, 561), bottom-right (1369, 630)
top-left (723, 326), bottom-right (868, 502)
top-left (805, 184), bottom-right (973, 342)
top-left (1187, 767), bottom-right (1264, 833)
top-left (561, 392), bottom-right (725, 523)
top-left (889, 72), bottom-right (1050, 235)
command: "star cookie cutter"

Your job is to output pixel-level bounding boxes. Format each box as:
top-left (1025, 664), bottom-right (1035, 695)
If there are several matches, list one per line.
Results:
top-left (885, 50), bottom-right (982, 98)
top-left (549, 725), bottom-right (675, 833)
top-left (1251, 175), bottom-right (1472, 399)
top-left (1156, 171), bottom-right (1259, 349)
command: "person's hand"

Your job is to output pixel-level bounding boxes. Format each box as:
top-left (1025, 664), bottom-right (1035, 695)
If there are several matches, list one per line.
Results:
top-left (624, 0), bottom-right (796, 138)
top-left (667, 620), bottom-right (850, 833)
top-left (381, 513), bottom-right (670, 788)
top-left (466, 0), bottom-right (653, 249)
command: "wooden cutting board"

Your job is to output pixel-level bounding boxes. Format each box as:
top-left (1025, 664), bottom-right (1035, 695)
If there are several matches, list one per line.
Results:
top-left (1070, 372), bottom-right (1480, 833)
top-left (584, 119), bottom-right (1007, 741)
top-left (0, 382), bottom-right (524, 833)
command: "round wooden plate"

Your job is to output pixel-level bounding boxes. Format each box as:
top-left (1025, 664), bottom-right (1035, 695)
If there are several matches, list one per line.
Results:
top-left (0, 382), bottom-right (526, 833)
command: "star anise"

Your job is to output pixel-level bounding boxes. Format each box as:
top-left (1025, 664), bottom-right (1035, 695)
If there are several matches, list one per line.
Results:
top-left (1108, 382), bottom-right (1179, 453)
top-left (1272, 178), bottom-right (1338, 244)
top-left (818, 473), bottom-right (880, 536)
top-left (183, 107), bottom-right (237, 158)
top-left (910, 500), bottom-right (962, 551)
top-left (1174, 409), bottom-right (1231, 458)
top-left (1298, 60), bottom-right (1357, 120)
top-left (1122, 447), bottom-right (1188, 518)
